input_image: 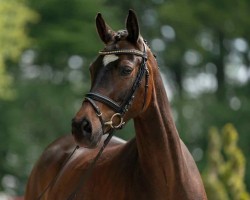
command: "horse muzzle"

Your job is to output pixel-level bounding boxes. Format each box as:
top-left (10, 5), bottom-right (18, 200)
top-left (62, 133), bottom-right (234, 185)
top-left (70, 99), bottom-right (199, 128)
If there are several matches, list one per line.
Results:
top-left (71, 117), bottom-right (102, 148)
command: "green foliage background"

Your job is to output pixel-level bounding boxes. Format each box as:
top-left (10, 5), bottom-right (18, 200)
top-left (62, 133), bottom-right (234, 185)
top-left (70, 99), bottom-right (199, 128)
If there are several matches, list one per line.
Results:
top-left (203, 124), bottom-right (250, 200)
top-left (0, 0), bottom-right (249, 198)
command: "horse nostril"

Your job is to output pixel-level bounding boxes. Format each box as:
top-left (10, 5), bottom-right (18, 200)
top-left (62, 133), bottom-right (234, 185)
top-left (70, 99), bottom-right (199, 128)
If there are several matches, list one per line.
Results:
top-left (81, 119), bottom-right (92, 138)
top-left (72, 118), bottom-right (79, 129)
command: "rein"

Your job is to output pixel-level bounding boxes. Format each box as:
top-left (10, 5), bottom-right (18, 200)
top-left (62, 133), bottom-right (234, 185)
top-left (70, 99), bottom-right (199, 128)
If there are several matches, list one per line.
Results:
top-left (36, 145), bottom-right (79, 200)
top-left (37, 43), bottom-right (149, 200)
top-left (67, 131), bottom-right (115, 200)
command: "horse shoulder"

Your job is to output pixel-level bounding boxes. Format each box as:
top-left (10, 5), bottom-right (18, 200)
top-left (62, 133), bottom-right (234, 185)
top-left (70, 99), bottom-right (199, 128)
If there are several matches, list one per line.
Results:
top-left (25, 134), bottom-right (127, 199)
top-left (45, 135), bottom-right (127, 199)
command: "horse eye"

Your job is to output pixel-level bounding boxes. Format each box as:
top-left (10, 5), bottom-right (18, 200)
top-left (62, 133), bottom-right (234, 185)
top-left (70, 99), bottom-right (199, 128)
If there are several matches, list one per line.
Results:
top-left (120, 66), bottom-right (133, 76)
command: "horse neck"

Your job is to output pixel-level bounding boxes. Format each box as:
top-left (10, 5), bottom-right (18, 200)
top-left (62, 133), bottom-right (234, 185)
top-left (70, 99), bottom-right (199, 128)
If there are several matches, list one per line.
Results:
top-left (133, 54), bottom-right (186, 182)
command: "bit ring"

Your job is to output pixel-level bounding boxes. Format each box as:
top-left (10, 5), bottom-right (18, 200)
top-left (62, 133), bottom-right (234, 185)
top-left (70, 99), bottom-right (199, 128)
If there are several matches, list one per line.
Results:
top-left (104, 113), bottom-right (125, 129)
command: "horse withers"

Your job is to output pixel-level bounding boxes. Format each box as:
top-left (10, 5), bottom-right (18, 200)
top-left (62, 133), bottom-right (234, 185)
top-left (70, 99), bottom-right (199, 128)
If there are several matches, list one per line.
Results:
top-left (25, 10), bottom-right (207, 200)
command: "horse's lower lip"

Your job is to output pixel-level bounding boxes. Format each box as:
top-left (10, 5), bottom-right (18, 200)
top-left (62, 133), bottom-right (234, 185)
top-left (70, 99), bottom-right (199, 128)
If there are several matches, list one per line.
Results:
top-left (72, 130), bottom-right (102, 149)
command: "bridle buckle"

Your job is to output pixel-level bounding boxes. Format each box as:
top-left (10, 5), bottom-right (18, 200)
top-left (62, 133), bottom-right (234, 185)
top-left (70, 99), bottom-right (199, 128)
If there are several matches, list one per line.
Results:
top-left (104, 113), bottom-right (125, 129)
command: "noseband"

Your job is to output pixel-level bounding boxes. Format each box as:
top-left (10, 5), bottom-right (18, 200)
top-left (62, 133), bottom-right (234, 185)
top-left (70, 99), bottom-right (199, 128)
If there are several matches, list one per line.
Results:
top-left (84, 43), bottom-right (149, 133)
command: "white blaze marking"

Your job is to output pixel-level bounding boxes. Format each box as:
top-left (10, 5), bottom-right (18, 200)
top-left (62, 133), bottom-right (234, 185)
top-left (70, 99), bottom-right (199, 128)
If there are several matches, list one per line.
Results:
top-left (103, 54), bottom-right (119, 67)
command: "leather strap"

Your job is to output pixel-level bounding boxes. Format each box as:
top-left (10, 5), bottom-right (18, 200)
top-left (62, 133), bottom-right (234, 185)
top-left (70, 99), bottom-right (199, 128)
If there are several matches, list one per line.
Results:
top-left (99, 49), bottom-right (147, 59)
top-left (86, 93), bottom-right (121, 113)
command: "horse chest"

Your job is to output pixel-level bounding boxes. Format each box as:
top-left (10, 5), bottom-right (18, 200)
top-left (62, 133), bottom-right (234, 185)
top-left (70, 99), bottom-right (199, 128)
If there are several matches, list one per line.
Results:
top-left (73, 171), bottom-right (157, 200)
top-left (46, 146), bottom-right (136, 199)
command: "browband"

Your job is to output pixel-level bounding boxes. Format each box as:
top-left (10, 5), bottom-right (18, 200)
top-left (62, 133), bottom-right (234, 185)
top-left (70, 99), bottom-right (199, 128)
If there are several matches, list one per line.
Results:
top-left (99, 49), bottom-right (147, 59)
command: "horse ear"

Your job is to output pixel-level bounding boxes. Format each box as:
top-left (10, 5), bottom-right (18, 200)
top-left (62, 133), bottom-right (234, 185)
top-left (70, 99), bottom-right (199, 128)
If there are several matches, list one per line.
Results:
top-left (96, 13), bottom-right (114, 44)
top-left (126, 9), bottom-right (140, 44)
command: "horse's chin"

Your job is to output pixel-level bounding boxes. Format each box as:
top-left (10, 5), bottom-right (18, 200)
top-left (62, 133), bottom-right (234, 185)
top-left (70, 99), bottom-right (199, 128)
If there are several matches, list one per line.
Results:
top-left (73, 130), bottom-right (103, 149)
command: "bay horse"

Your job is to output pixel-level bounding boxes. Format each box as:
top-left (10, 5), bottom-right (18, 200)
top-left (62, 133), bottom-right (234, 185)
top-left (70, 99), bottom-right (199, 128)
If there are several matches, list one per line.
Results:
top-left (25, 10), bottom-right (207, 200)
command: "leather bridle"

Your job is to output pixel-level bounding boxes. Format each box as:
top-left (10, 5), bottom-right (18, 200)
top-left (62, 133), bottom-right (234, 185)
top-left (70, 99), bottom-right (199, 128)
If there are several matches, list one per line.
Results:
top-left (84, 43), bottom-right (149, 133)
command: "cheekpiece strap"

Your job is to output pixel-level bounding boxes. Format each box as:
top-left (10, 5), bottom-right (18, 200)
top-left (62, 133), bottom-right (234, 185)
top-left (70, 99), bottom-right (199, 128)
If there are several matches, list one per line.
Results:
top-left (99, 49), bottom-right (147, 59)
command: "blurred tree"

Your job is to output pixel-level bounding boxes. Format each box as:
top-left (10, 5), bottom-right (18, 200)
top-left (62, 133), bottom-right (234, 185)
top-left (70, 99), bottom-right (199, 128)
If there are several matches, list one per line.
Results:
top-left (203, 124), bottom-right (250, 200)
top-left (202, 127), bottom-right (229, 200)
top-left (0, 0), bottom-right (37, 99)
top-left (26, 0), bottom-right (120, 68)
top-left (158, 0), bottom-right (250, 98)
top-left (0, 0), bottom-right (37, 194)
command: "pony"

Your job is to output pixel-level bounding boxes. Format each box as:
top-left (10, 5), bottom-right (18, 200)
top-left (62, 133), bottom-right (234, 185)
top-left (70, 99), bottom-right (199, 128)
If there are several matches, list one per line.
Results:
top-left (25, 10), bottom-right (207, 200)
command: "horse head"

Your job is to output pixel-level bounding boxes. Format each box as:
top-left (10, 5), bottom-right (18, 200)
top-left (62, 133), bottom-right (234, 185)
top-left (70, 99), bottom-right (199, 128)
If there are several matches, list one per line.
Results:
top-left (72, 10), bottom-right (154, 148)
